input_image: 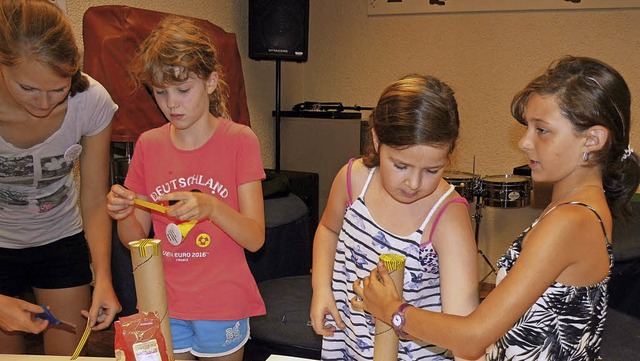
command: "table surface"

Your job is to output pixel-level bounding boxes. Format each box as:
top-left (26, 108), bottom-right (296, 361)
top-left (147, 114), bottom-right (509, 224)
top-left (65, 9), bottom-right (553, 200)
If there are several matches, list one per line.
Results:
top-left (0, 355), bottom-right (315, 361)
top-left (266, 356), bottom-right (317, 361)
top-left (0, 356), bottom-right (113, 361)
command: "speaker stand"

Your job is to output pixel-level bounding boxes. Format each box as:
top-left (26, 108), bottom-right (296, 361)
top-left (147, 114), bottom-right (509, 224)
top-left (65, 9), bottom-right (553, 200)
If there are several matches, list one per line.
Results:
top-left (274, 59), bottom-right (282, 172)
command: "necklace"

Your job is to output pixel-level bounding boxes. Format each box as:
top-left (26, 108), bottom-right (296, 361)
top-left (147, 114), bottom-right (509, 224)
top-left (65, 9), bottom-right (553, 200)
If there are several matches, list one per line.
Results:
top-left (533, 184), bottom-right (604, 228)
top-left (544, 184), bottom-right (604, 213)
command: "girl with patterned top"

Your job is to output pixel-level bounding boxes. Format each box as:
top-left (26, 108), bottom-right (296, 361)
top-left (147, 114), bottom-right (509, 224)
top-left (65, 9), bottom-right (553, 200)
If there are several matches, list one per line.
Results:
top-left (354, 56), bottom-right (640, 360)
top-left (311, 74), bottom-right (483, 360)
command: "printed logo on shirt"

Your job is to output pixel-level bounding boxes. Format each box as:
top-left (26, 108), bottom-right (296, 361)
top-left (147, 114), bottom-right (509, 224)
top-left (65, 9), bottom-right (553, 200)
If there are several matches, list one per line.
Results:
top-left (195, 233), bottom-right (211, 248)
top-left (163, 250), bottom-right (210, 262)
top-left (0, 154), bottom-right (73, 212)
top-left (148, 174), bottom-right (230, 201)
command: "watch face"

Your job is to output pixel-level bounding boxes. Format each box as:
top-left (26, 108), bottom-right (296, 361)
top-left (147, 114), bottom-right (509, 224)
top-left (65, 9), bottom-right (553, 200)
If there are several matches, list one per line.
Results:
top-left (392, 314), bottom-right (402, 327)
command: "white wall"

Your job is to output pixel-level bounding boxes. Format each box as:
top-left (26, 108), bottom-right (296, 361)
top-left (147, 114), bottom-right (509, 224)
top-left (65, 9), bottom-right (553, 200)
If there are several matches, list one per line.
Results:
top-left (301, 2), bottom-right (640, 277)
top-left (305, 2), bottom-right (640, 176)
top-left (65, 0), bottom-right (640, 279)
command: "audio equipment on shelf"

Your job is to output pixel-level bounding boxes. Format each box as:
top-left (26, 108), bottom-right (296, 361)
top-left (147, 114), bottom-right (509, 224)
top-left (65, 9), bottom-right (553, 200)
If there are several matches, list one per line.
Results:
top-left (292, 102), bottom-right (374, 113)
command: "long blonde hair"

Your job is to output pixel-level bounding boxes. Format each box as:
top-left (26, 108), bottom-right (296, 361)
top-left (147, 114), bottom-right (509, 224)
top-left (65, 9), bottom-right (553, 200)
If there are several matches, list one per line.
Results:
top-left (129, 16), bottom-right (230, 118)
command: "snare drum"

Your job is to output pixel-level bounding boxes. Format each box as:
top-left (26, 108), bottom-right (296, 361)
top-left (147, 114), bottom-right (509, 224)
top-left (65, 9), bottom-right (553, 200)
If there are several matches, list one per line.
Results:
top-left (480, 174), bottom-right (532, 208)
top-left (443, 170), bottom-right (478, 202)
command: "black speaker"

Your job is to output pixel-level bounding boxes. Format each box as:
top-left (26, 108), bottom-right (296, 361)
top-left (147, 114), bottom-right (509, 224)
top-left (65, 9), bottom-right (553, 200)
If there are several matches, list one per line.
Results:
top-left (249, 0), bottom-right (309, 62)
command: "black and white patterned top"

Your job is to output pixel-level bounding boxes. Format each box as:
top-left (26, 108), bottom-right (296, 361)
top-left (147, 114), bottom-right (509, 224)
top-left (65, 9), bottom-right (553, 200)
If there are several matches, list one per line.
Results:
top-left (487, 202), bottom-right (611, 361)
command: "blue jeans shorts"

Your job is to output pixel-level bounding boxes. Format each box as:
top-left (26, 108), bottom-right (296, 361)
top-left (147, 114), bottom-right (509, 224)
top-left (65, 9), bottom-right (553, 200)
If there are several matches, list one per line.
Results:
top-left (170, 317), bottom-right (250, 357)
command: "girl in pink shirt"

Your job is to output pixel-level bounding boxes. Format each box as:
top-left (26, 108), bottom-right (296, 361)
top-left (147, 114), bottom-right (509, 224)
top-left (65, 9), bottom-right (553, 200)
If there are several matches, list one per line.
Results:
top-left (107, 16), bottom-right (265, 361)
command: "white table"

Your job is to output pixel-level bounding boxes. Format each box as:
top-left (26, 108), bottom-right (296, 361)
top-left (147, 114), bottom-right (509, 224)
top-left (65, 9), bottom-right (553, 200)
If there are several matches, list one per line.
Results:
top-left (0, 353), bottom-right (316, 361)
top-left (0, 354), bottom-right (316, 361)
top-left (266, 355), bottom-right (317, 361)
top-left (0, 356), bottom-right (113, 361)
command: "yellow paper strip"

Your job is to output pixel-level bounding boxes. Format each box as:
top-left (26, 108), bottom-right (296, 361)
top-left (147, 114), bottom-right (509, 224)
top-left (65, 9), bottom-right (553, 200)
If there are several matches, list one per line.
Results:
top-left (134, 198), bottom-right (167, 213)
top-left (379, 253), bottom-right (406, 272)
top-left (69, 319), bottom-right (91, 360)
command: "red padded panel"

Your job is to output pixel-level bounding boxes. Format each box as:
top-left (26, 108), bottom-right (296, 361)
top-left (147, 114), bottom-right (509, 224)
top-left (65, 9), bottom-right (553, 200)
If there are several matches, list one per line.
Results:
top-left (83, 6), bottom-right (250, 142)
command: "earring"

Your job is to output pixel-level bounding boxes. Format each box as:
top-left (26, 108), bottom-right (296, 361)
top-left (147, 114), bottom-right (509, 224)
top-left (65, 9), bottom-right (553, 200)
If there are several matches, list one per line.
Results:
top-left (582, 151), bottom-right (590, 162)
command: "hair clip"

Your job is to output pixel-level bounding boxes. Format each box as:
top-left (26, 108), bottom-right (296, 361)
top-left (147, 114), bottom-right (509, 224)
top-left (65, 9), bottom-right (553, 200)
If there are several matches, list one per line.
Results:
top-left (622, 145), bottom-right (634, 161)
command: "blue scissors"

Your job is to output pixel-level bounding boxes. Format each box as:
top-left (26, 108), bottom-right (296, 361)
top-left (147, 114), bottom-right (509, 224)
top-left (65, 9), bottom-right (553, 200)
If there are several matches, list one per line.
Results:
top-left (35, 305), bottom-right (77, 330)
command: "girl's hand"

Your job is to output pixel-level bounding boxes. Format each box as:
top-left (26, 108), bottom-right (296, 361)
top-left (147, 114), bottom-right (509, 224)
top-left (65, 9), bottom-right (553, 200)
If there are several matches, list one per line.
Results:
top-left (106, 185), bottom-right (136, 220)
top-left (81, 280), bottom-right (121, 330)
top-left (158, 190), bottom-right (214, 222)
top-left (0, 296), bottom-right (48, 333)
top-left (352, 262), bottom-right (403, 319)
top-left (310, 290), bottom-right (345, 337)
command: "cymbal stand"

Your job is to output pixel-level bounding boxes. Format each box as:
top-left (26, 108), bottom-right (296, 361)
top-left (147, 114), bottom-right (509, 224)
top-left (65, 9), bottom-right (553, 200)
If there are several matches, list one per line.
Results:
top-left (473, 196), bottom-right (497, 283)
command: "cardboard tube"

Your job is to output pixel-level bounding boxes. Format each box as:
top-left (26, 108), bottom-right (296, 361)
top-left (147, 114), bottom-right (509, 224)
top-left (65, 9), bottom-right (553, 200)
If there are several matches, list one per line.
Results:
top-left (129, 239), bottom-right (174, 360)
top-left (373, 254), bottom-right (406, 361)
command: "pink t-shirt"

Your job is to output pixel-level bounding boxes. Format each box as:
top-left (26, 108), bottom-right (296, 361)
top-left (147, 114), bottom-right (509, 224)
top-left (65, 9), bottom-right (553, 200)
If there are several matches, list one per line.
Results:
top-left (125, 118), bottom-right (266, 320)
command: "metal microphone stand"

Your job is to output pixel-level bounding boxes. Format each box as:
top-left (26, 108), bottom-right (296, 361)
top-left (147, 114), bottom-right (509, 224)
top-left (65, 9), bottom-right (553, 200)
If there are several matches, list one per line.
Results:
top-left (473, 195), bottom-right (497, 283)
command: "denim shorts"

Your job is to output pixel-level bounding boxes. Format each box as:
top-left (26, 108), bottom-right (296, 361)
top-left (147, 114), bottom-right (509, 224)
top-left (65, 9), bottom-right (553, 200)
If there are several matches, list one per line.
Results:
top-left (170, 317), bottom-right (250, 357)
top-left (0, 232), bottom-right (92, 296)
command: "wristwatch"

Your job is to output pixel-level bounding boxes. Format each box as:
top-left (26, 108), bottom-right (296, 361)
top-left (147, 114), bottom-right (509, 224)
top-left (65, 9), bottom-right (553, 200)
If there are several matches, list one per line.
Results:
top-left (391, 302), bottom-right (410, 337)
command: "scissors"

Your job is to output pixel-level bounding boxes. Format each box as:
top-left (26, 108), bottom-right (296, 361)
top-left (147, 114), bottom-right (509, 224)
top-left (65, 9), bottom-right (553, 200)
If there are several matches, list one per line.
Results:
top-left (36, 305), bottom-right (76, 332)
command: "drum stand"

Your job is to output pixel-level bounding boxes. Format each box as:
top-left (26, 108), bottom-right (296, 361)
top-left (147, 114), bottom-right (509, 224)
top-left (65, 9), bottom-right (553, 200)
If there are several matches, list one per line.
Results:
top-left (473, 196), bottom-right (497, 283)
top-left (110, 141), bottom-right (134, 186)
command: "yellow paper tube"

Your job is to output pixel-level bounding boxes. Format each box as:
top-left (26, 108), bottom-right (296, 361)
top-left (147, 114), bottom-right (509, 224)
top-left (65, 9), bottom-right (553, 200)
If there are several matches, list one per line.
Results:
top-left (129, 239), bottom-right (174, 360)
top-left (373, 253), bottom-right (406, 361)
top-left (177, 220), bottom-right (197, 238)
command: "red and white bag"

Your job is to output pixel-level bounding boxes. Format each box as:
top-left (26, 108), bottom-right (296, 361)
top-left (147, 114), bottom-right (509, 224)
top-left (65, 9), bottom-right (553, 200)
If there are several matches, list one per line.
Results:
top-left (114, 312), bottom-right (169, 361)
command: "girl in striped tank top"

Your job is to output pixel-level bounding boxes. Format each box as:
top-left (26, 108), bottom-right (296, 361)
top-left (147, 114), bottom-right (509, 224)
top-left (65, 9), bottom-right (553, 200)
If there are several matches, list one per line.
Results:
top-left (310, 74), bottom-right (484, 360)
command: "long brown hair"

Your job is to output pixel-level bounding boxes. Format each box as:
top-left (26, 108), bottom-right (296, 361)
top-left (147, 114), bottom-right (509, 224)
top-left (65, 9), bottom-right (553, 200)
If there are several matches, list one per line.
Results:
top-left (362, 74), bottom-right (460, 168)
top-left (512, 56), bottom-right (640, 219)
top-left (0, 0), bottom-right (88, 96)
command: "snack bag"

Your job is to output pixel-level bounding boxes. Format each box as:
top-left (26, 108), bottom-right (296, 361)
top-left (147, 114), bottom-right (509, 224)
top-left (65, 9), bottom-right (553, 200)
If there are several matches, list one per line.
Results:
top-left (114, 312), bottom-right (170, 361)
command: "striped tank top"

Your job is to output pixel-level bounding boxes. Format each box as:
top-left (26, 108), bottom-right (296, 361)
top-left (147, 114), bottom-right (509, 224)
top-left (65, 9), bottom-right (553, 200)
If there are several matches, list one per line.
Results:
top-left (321, 166), bottom-right (465, 360)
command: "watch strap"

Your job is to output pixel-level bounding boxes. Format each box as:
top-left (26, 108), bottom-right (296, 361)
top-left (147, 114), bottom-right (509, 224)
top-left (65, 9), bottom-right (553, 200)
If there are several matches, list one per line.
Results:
top-left (392, 302), bottom-right (410, 337)
top-left (397, 302), bottom-right (410, 313)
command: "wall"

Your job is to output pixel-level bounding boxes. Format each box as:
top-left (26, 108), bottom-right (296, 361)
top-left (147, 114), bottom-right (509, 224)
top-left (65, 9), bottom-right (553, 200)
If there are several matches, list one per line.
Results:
top-left (66, 0), bottom-right (640, 279)
top-left (303, 2), bottom-right (640, 277)
top-left (65, 0), bottom-right (277, 171)
top-left (305, 2), bottom-right (640, 176)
